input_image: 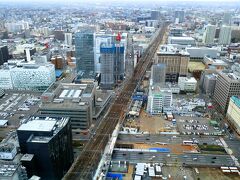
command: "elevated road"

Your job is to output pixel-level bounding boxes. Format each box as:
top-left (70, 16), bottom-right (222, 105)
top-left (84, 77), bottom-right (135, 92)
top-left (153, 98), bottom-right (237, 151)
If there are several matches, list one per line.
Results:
top-left (64, 23), bottom-right (169, 180)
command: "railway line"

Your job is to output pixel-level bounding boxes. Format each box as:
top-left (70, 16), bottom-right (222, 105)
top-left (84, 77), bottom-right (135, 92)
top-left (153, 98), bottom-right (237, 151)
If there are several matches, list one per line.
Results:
top-left (64, 22), bottom-right (169, 180)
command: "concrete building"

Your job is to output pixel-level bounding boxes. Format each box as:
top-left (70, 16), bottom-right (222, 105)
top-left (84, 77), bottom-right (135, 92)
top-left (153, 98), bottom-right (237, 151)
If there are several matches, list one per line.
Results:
top-left (0, 68), bottom-right (13, 89)
top-left (214, 68), bottom-right (240, 112)
top-left (227, 96), bottom-right (240, 134)
top-left (17, 116), bottom-right (73, 180)
top-left (150, 64), bottom-right (166, 85)
top-left (203, 74), bottom-right (217, 96)
top-left (168, 37), bottom-right (196, 46)
top-left (203, 24), bottom-right (216, 45)
top-left (151, 10), bottom-right (160, 20)
top-left (39, 83), bottom-right (95, 133)
top-left (0, 60), bottom-right (55, 91)
top-left (64, 32), bottom-right (72, 46)
top-left (0, 46), bottom-right (10, 66)
top-left (203, 56), bottom-right (228, 70)
top-left (0, 162), bottom-right (27, 180)
top-left (0, 88), bottom-right (4, 97)
top-left (169, 27), bottom-right (183, 37)
top-left (100, 43), bottom-right (125, 89)
top-left (94, 33), bottom-right (115, 73)
top-left (156, 45), bottom-right (189, 82)
top-left (186, 47), bottom-right (219, 60)
top-left (219, 25), bottom-right (232, 45)
top-left (75, 31), bottom-right (95, 74)
top-left (174, 10), bottom-right (185, 23)
top-left (147, 85), bottom-right (172, 115)
top-left (223, 12), bottom-right (232, 25)
top-left (178, 77), bottom-right (197, 92)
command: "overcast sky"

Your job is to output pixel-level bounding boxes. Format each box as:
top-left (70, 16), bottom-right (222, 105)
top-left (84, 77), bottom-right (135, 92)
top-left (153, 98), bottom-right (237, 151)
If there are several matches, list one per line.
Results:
top-left (2, 0), bottom-right (239, 2)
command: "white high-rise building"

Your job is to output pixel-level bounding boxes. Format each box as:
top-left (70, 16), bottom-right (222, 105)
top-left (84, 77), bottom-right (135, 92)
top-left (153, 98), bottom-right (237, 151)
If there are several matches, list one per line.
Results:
top-left (0, 61), bottom-right (55, 91)
top-left (223, 12), bottom-right (232, 25)
top-left (203, 24), bottom-right (216, 45)
top-left (64, 32), bottom-right (72, 46)
top-left (219, 25), bottom-right (232, 45)
top-left (147, 85), bottom-right (172, 115)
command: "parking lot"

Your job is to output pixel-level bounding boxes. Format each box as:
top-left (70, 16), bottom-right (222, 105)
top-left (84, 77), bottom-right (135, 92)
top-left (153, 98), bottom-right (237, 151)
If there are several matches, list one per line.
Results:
top-left (0, 91), bottom-right (41, 131)
top-left (175, 116), bottom-right (222, 136)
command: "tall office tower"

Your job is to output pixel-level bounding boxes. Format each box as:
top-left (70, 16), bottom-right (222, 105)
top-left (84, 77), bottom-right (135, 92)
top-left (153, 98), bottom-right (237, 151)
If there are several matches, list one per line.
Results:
top-left (156, 45), bottom-right (189, 82)
top-left (213, 67), bottom-right (240, 112)
top-left (64, 32), bottom-right (72, 46)
top-left (94, 34), bottom-right (115, 73)
top-left (75, 31), bottom-right (95, 73)
top-left (17, 116), bottom-right (73, 180)
top-left (219, 25), bottom-right (232, 45)
top-left (223, 12), bottom-right (232, 25)
top-left (174, 10), bottom-right (185, 23)
top-left (54, 30), bottom-right (64, 41)
top-left (0, 46), bottom-right (10, 66)
top-left (203, 24), bottom-right (217, 45)
top-left (100, 33), bottom-right (124, 89)
top-left (151, 10), bottom-right (160, 20)
top-left (151, 64), bottom-right (166, 85)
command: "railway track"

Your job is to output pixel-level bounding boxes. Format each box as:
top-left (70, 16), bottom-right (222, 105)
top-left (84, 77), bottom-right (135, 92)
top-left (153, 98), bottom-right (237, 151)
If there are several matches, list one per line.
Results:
top-left (64, 22), bottom-right (169, 180)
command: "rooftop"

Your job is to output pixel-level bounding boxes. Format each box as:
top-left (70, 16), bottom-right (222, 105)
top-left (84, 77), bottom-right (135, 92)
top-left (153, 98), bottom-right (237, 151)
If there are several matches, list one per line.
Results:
top-left (18, 116), bottom-right (69, 143)
top-left (158, 45), bottom-right (189, 56)
top-left (18, 120), bottom-right (56, 132)
top-left (0, 162), bottom-right (19, 177)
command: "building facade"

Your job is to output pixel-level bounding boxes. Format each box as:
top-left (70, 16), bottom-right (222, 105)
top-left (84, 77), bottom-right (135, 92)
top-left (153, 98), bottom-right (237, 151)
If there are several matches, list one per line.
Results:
top-left (203, 24), bottom-right (216, 45)
top-left (100, 43), bottom-right (125, 89)
top-left (213, 71), bottom-right (240, 112)
top-left (156, 45), bottom-right (189, 82)
top-left (147, 85), bottom-right (172, 115)
top-left (218, 25), bottom-right (232, 45)
top-left (151, 64), bottom-right (166, 85)
top-left (227, 96), bottom-right (240, 134)
top-left (178, 77), bottom-right (197, 92)
top-left (174, 10), bottom-right (185, 23)
top-left (0, 46), bottom-right (10, 66)
top-left (75, 31), bottom-right (95, 73)
top-left (39, 83), bottom-right (95, 133)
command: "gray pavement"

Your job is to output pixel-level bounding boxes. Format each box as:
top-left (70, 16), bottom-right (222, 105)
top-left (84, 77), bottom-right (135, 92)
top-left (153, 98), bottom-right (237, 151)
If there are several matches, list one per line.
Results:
top-left (117, 134), bottom-right (222, 145)
top-left (112, 150), bottom-right (235, 167)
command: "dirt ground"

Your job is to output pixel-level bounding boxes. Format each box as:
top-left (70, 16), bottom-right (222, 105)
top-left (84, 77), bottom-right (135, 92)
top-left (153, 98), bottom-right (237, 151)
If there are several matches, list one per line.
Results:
top-left (137, 111), bottom-right (174, 134)
top-left (197, 168), bottom-right (240, 180)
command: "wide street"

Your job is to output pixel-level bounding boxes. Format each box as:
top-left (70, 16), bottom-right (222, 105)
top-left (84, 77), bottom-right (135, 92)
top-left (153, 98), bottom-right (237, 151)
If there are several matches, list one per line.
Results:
top-left (112, 149), bottom-right (235, 167)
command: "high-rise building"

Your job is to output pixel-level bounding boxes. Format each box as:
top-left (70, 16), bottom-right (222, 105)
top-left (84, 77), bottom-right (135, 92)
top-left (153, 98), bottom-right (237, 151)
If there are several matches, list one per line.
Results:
top-left (219, 25), bottom-right (232, 45)
top-left (203, 24), bottom-right (216, 45)
top-left (75, 31), bottom-right (95, 73)
top-left (223, 12), bottom-right (232, 25)
top-left (151, 10), bottom-right (160, 20)
top-left (0, 61), bottom-right (55, 91)
top-left (227, 96), bottom-right (240, 134)
top-left (17, 116), bottom-right (73, 180)
top-left (156, 45), bottom-right (189, 82)
top-left (94, 34), bottom-right (115, 73)
top-left (213, 69), bottom-right (240, 112)
top-left (174, 10), bottom-right (185, 23)
top-left (0, 46), bottom-right (10, 66)
top-left (64, 32), bottom-right (72, 46)
top-left (203, 74), bottom-right (217, 96)
top-left (151, 64), bottom-right (166, 85)
top-left (147, 85), bottom-right (172, 115)
top-left (100, 34), bottom-right (125, 89)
